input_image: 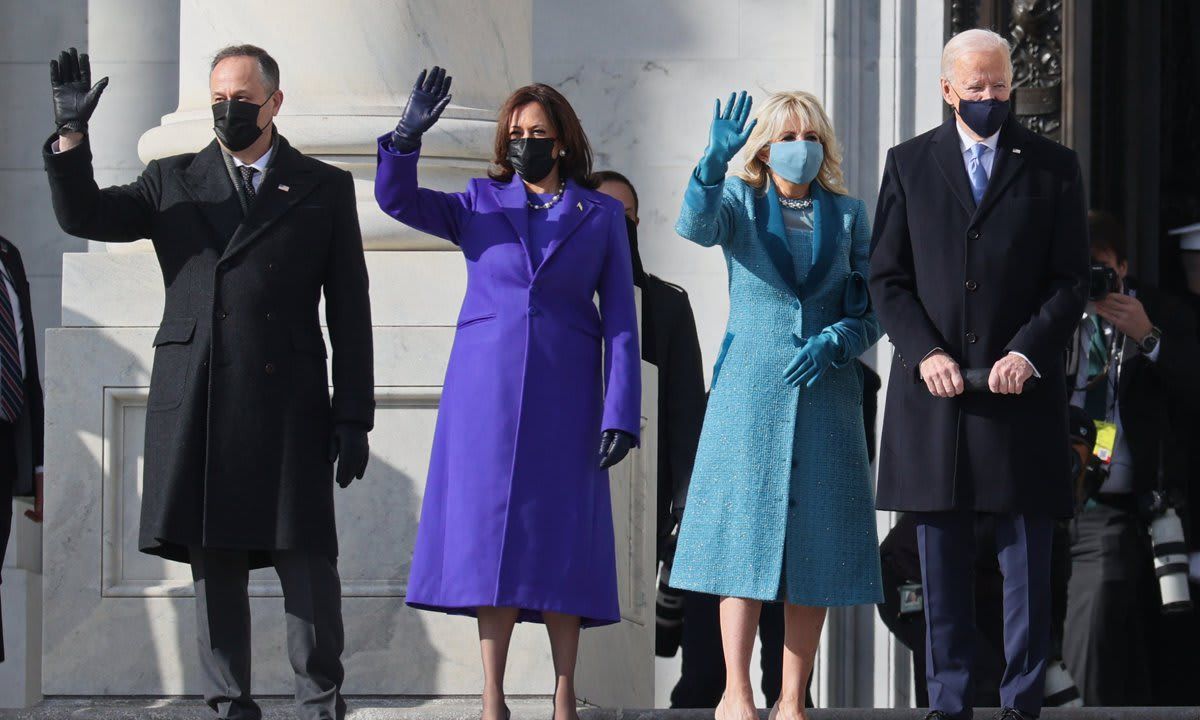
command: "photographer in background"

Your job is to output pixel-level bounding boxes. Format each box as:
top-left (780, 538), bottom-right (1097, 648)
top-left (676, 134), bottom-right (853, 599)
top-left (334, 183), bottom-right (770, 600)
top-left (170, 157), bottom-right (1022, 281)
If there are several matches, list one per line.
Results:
top-left (1062, 210), bottom-right (1200, 706)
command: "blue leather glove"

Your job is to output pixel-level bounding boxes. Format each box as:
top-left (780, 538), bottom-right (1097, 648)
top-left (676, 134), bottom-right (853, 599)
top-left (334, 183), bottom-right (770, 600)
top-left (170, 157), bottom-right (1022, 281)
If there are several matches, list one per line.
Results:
top-left (391, 66), bottom-right (453, 153)
top-left (696, 91), bottom-right (758, 186)
top-left (784, 332), bottom-right (843, 388)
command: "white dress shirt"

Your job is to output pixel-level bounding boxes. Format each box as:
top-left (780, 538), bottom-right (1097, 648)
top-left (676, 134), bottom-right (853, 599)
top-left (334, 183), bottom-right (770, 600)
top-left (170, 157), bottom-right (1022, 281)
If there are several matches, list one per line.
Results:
top-left (231, 144), bottom-right (273, 193)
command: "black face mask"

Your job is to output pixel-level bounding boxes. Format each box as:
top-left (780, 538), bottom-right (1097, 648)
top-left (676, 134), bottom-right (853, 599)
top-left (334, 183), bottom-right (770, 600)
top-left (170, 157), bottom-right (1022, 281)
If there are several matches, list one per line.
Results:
top-left (212, 97), bottom-right (270, 152)
top-left (952, 87), bottom-right (1010, 138)
top-left (507, 138), bottom-right (558, 183)
top-left (625, 215), bottom-right (646, 286)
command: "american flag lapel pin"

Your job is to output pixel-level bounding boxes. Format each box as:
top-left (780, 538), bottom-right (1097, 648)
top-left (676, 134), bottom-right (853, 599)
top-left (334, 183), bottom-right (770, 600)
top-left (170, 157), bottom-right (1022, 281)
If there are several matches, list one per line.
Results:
top-left (278, 184), bottom-right (290, 192)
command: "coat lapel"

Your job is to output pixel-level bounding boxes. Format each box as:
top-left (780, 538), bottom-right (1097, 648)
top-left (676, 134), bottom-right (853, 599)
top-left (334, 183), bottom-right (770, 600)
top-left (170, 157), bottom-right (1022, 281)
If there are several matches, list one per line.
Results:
top-left (931, 116), bottom-right (977, 217)
top-left (538, 180), bottom-right (597, 273)
top-left (753, 181), bottom-right (798, 295)
top-left (176, 141), bottom-right (243, 245)
top-left (796, 183), bottom-right (841, 302)
top-left (221, 137), bottom-right (320, 262)
top-left (972, 118), bottom-right (1027, 221)
top-left (493, 174), bottom-right (534, 276)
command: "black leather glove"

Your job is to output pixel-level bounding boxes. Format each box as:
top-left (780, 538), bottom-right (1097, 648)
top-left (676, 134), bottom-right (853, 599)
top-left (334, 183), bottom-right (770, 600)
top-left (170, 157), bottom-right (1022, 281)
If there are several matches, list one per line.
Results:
top-left (329, 424), bottom-right (370, 489)
top-left (391, 66), bottom-right (453, 153)
top-left (50, 47), bottom-right (109, 136)
top-left (598, 429), bottom-right (635, 469)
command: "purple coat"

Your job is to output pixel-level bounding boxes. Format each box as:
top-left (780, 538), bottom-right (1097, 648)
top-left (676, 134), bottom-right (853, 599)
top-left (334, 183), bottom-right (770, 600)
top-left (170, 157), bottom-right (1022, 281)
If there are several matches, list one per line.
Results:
top-left (375, 137), bottom-right (641, 627)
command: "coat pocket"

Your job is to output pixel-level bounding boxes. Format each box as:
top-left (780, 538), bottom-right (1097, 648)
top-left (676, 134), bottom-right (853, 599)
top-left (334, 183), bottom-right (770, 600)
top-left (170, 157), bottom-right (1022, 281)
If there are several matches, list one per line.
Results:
top-left (456, 312), bottom-right (497, 329)
top-left (148, 317), bottom-right (196, 411)
top-left (711, 332), bottom-right (734, 389)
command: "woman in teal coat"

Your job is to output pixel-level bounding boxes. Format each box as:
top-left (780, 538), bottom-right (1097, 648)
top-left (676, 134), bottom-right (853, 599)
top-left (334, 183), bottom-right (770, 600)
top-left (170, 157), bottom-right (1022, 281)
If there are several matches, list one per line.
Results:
top-left (669, 90), bottom-right (883, 720)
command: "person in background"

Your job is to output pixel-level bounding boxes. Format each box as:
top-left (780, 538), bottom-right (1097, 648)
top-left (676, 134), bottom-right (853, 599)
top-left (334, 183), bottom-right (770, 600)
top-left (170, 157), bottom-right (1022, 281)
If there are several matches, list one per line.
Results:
top-left (593, 170), bottom-right (706, 571)
top-left (869, 28), bottom-right (1088, 720)
top-left (593, 170), bottom-right (786, 709)
top-left (1063, 210), bottom-right (1200, 706)
top-left (0, 235), bottom-right (45, 665)
top-left (669, 88), bottom-right (883, 720)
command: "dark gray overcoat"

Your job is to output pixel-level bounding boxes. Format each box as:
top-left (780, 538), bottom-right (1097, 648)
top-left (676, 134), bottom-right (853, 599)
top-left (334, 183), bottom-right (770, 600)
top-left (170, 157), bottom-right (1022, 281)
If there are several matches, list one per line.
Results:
top-left (44, 134), bottom-right (374, 565)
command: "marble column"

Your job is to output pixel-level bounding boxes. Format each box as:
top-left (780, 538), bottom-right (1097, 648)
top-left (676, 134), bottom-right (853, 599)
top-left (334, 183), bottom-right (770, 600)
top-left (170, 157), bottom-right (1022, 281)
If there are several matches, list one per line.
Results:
top-left (83, 0), bottom-right (179, 255)
top-left (42, 0), bottom-right (657, 706)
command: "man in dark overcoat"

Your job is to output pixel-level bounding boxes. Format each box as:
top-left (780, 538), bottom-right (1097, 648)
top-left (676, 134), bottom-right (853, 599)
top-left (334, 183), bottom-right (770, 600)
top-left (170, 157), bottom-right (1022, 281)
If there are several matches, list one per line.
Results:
top-left (869, 29), bottom-right (1087, 720)
top-left (42, 45), bottom-right (373, 719)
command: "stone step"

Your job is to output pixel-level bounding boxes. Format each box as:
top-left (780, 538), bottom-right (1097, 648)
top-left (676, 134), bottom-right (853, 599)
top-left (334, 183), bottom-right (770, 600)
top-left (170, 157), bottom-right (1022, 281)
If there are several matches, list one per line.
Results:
top-left (2, 699), bottom-right (1198, 720)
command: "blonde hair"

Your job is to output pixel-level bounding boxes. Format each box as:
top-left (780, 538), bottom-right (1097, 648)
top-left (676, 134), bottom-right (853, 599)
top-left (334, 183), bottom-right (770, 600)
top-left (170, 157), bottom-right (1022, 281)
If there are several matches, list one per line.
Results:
top-left (735, 90), bottom-right (848, 195)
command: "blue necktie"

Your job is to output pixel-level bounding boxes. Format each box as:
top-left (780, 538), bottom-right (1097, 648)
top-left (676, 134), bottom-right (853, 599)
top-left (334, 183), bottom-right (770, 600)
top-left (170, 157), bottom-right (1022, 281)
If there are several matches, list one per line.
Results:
top-left (968, 143), bottom-right (990, 206)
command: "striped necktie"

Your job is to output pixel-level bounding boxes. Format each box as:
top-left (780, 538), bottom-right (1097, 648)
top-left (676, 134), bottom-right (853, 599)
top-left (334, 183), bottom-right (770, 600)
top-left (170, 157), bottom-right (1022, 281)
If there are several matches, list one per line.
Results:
top-left (0, 265), bottom-right (24, 422)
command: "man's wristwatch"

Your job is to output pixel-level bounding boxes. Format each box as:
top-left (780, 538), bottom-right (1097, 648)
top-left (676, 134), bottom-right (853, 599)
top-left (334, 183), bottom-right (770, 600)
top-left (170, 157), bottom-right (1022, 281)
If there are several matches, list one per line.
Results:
top-left (1138, 326), bottom-right (1162, 354)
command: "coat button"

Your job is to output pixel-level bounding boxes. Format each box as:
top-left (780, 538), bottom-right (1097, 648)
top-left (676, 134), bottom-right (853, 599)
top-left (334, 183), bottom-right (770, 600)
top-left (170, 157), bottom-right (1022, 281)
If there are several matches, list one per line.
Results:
top-left (967, 228), bottom-right (980, 241)
top-left (266, 262), bottom-right (275, 271)
top-left (788, 498), bottom-right (797, 508)
top-left (264, 362), bottom-right (276, 375)
top-left (966, 332), bottom-right (978, 344)
top-left (529, 307), bottom-right (540, 316)
top-left (218, 310), bottom-right (229, 320)
top-left (966, 280), bottom-right (979, 291)
top-left (265, 311), bottom-right (274, 321)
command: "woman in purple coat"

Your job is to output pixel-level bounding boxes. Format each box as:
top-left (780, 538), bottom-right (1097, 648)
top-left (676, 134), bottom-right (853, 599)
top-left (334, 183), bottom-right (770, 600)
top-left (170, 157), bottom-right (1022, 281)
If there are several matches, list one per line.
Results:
top-left (375, 67), bottom-right (641, 720)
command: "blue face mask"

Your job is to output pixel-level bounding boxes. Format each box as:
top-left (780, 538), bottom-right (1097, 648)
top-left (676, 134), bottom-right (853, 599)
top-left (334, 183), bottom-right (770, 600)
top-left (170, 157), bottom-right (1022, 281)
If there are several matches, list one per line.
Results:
top-left (952, 87), bottom-right (1010, 138)
top-left (768, 139), bottom-right (824, 186)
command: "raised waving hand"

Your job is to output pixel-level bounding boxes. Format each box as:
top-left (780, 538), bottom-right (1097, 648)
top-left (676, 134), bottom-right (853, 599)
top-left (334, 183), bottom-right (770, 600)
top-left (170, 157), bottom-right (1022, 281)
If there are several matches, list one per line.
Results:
top-left (391, 66), bottom-right (453, 153)
top-left (696, 90), bottom-right (757, 186)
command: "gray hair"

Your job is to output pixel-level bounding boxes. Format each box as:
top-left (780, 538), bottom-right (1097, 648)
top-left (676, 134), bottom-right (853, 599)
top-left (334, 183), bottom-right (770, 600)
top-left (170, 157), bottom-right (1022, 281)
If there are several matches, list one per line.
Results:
top-left (210, 44), bottom-right (280, 96)
top-left (941, 29), bottom-right (1012, 84)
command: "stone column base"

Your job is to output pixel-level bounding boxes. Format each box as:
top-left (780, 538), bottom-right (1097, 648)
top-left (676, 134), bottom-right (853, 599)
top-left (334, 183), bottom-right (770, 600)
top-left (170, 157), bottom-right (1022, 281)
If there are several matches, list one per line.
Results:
top-left (0, 567), bottom-right (43, 709)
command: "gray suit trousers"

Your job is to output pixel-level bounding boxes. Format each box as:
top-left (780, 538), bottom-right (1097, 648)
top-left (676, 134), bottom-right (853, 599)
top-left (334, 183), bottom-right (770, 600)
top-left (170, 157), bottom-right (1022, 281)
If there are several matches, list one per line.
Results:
top-left (189, 547), bottom-right (346, 720)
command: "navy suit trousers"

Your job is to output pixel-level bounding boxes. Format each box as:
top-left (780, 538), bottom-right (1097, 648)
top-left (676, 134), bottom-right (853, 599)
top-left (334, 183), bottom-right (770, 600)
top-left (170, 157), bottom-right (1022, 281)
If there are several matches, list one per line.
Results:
top-left (916, 511), bottom-right (1054, 719)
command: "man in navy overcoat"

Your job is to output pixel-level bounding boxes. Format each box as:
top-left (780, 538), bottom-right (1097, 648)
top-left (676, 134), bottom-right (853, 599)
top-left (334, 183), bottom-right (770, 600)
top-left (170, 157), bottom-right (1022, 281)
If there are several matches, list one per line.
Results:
top-left (870, 28), bottom-right (1087, 720)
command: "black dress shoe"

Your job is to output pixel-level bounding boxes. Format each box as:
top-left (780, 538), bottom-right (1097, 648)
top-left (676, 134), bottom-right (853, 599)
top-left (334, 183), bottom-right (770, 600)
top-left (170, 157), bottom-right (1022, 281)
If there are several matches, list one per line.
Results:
top-left (995, 709), bottom-right (1035, 720)
top-left (924, 712), bottom-right (953, 720)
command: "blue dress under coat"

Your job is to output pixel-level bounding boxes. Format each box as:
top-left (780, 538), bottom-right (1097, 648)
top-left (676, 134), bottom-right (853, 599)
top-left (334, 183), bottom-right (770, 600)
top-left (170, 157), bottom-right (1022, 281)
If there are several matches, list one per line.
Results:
top-left (669, 173), bottom-right (884, 606)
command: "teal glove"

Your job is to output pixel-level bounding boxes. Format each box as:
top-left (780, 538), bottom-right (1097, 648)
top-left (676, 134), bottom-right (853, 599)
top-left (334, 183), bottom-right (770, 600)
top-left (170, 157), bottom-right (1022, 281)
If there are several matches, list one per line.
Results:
top-left (696, 91), bottom-right (758, 186)
top-left (784, 332), bottom-right (843, 388)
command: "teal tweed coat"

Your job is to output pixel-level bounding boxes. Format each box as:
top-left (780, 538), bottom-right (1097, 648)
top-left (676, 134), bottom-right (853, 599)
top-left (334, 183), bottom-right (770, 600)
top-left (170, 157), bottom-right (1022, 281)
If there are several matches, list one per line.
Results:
top-left (669, 172), bottom-right (884, 606)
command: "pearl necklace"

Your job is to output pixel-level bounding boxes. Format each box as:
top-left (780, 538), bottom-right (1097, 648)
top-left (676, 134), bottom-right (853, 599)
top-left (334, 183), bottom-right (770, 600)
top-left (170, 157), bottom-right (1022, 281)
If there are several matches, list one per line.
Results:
top-left (778, 195), bottom-right (813, 211)
top-left (527, 181), bottom-right (567, 210)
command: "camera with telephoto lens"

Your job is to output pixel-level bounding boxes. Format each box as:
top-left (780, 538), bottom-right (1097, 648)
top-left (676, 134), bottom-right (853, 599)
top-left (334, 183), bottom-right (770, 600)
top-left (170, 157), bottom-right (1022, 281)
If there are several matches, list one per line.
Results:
top-left (1146, 490), bottom-right (1193, 614)
top-left (1089, 262), bottom-right (1120, 301)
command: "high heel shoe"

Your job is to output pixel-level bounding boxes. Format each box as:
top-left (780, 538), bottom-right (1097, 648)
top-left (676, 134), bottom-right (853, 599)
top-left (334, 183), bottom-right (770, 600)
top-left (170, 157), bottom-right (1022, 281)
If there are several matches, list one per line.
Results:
top-left (481, 704), bottom-right (510, 720)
